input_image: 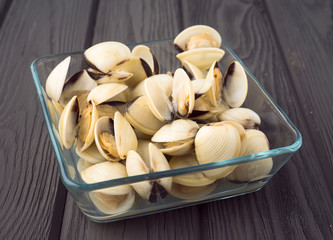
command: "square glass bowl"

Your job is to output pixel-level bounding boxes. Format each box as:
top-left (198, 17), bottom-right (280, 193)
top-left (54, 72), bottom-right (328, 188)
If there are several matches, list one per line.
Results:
top-left (31, 39), bottom-right (302, 222)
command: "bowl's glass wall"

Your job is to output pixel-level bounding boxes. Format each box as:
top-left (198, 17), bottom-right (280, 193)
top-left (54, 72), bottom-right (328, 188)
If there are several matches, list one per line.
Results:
top-left (31, 39), bottom-right (301, 222)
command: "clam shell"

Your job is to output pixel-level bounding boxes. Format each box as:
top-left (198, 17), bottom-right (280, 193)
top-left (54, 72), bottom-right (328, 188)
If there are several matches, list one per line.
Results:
top-left (87, 83), bottom-right (129, 105)
top-left (131, 74), bottom-right (173, 99)
top-left (58, 95), bottom-right (79, 149)
top-left (195, 121), bottom-right (241, 179)
top-left (222, 61), bottom-right (248, 108)
top-left (81, 161), bottom-right (132, 195)
top-left (169, 154), bottom-right (215, 187)
top-left (170, 182), bottom-right (217, 200)
top-left (217, 108), bottom-right (261, 129)
top-left (45, 56), bottom-right (71, 102)
top-left (161, 138), bottom-right (194, 156)
top-left (152, 119), bottom-right (199, 142)
top-left (174, 25), bottom-right (221, 52)
top-left (132, 45), bottom-right (160, 74)
top-left (75, 143), bottom-right (106, 164)
top-left (117, 57), bottom-right (152, 88)
top-left (89, 190), bottom-right (135, 215)
top-left (124, 96), bottom-right (165, 135)
top-left (176, 48), bottom-right (225, 71)
top-left (77, 101), bottom-right (99, 151)
top-left (84, 41), bottom-right (131, 74)
top-left (144, 77), bottom-right (174, 121)
top-left (227, 129), bottom-right (273, 182)
top-left (182, 60), bottom-right (205, 80)
top-left (172, 68), bottom-right (195, 118)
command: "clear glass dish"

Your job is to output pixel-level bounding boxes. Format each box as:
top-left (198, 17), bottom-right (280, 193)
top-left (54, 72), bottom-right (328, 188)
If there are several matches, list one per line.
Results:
top-left (30, 39), bottom-right (302, 222)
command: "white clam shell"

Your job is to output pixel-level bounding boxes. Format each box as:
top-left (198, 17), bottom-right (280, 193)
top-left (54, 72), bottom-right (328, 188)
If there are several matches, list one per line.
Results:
top-left (132, 45), bottom-right (159, 74)
top-left (195, 121), bottom-right (242, 179)
top-left (222, 61), bottom-right (248, 108)
top-left (75, 143), bottom-right (106, 164)
top-left (169, 154), bottom-right (215, 187)
top-left (81, 161), bottom-right (132, 195)
top-left (182, 60), bottom-right (205, 80)
top-left (58, 95), bottom-right (79, 149)
top-left (45, 56), bottom-right (71, 102)
top-left (217, 108), bottom-right (261, 129)
top-left (176, 48), bottom-right (225, 71)
top-left (124, 96), bottom-right (165, 135)
top-left (174, 25), bottom-right (222, 52)
top-left (170, 182), bottom-right (217, 200)
top-left (84, 41), bottom-right (131, 74)
top-left (227, 129), bottom-right (273, 182)
top-left (87, 83), bottom-right (129, 105)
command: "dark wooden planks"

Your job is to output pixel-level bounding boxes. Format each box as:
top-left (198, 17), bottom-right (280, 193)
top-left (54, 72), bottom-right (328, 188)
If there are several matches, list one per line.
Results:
top-left (0, 0), bottom-right (93, 239)
top-left (265, 0), bottom-right (333, 184)
top-left (181, 0), bottom-right (333, 239)
top-left (60, 1), bottom-right (203, 240)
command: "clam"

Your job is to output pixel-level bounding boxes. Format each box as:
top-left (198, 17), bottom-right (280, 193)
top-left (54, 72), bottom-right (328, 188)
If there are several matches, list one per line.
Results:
top-left (124, 96), bottom-right (165, 135)
top-left (131, 45), bottom-right (160, 75)
top-left (174, 25), bottom-right (222, 52)
top-left (45, 56), bottom-right (71, 102)
top-left (169, 154), bottom-right (215, 187)
top-left (126, 144), bottom-right (172, 202)
top-left (205, 62), bottom-right (223, 107)
top-left (176, 47), bottom-right (225, 71)
top-left (94, 112), bottom-right (138, 161)
top-left (222, 61), bottom-right (248, 108)
top-left (195, 121), bottom-right (246, 179)
top-left (152, 119), bottom-right (199, 156)
top-left (172, 68), bottom-right (195, 118)
top-left (227, 129), bottom-right (273, 182)
top-left (217, 108), bottom-right (261, 129)
top-left (81, 161), bottom-right (135, 214)
top-left (81, 161), bottom-right (132, 195)
top-left (77, 101), bottom-right (99, 151)
top-left (131, 74), bottom-right (173, 99)
top-left (75, 143), bottom-right (106, 164)
top-left (84, 41), bottom-right (132, 83)
top-left (117, 57), bottom-right (152, 88)
top-left (87, 83), bottom-right (129, 105)
top-left (59, 70), bottom-right (97, 106)
top-left (96, 104), bottom-right (119, 119)
top-left (144, 77), bottom-right (174, 122)
top-left (77, 158), bottom-right (94, 173)
top-left (182, 60), bottom-right (205, 80)
top-left (58, 95), bottom-right (79, 149)
top-left (191, 61), bottom-right (216, 99)
top-left (170, 182), bottom-right (217, 200)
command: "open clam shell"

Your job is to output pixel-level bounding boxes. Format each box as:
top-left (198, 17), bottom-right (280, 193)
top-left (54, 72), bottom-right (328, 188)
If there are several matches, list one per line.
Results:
top-left (132, 45), bottom-right (160, 75)
top-left (182, 60), bottom-right (205, 80)
top-left (227, 129), bottom-right (273, 182)
top-left (45, 56), bottom-right (71, 102)
top-left (81, 161), bottom-right (132, 196)
top-left (59, 70), bottom-right (97, 106)
top-left (75, 143), bottom-right (106, 164)
top-left (217, 108), bottom-right (261, 129)
top-left (58, 95), bottom-right (79, 149)
top-left (144, 77), bottom-right (174, 122)
top-left (222, 61), bottom-right (248, 108)
top-left (87, 83), bottom-right (129, 105)
top-left (169, 154), bottom-right (215, 187)
top-left (176, 48), bottom-right (225, 71)
top-left (174, 25), bottom-right (222, 52)
top-left (170, 182), bottom-right (217, 200)
top-left (84, 41), bottom-right (131, 74)
top-left (126, 144), bottom-right (172, 202)
top-left (124, 96), bottom-right (165, 135)
top-left (172, 68), bottom-right (195, 118)
top-left (94, 112), bottom-right (138, 161)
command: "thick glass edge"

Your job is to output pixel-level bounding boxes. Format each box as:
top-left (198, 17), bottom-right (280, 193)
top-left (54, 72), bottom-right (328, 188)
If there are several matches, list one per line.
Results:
top-left (30, 39), bottom-right (302, 192)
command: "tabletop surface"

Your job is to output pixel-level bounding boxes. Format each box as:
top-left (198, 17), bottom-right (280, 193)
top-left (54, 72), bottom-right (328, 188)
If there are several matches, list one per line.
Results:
top-left (1, 0), bottom-right (333, 239)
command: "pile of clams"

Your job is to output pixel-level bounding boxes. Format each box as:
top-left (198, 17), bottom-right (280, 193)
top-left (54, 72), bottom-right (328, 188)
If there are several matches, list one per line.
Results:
top-left (45, 25), bottom-right (272, 214)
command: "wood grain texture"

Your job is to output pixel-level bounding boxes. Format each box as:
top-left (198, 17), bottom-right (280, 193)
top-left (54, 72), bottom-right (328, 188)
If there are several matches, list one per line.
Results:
top-left (0, 0), bottom-right (93, 239)
top-left (181, 0), bottom-right (333, 239)
top-left (265, 0), bottom-right (333, 182)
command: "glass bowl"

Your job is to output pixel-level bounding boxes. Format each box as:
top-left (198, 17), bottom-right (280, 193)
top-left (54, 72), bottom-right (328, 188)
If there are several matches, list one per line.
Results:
top-left (30, 39), bottom-right (302, 222)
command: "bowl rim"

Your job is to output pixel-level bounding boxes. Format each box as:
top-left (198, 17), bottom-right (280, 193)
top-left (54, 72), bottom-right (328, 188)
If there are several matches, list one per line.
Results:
top-left (30, 38), bottom-right (302, 192)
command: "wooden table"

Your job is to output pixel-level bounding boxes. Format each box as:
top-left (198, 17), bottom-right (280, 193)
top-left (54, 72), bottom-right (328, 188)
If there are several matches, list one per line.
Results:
top-left (1, 0), bottom-right (332, 239)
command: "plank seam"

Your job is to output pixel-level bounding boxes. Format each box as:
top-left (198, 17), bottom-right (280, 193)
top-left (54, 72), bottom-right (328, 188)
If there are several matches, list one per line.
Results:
top-left (262, 0), bottom-right (333, 200)
top-left (84, 0), bottom-right (101, 49)
top-left (0, 0), bottom-right (14, 31)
